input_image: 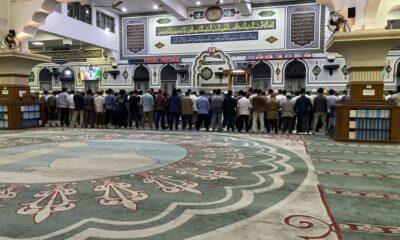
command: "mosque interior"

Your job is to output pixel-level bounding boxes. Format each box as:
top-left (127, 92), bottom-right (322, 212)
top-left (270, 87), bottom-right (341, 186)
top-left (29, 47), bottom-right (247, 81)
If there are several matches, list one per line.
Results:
top-left (0, 0), bottom-right (400, 239)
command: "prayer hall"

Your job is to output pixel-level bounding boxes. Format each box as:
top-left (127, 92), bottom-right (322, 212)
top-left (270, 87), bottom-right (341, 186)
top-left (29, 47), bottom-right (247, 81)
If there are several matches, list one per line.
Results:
top-left (0, 0), bottom-right (399, 239)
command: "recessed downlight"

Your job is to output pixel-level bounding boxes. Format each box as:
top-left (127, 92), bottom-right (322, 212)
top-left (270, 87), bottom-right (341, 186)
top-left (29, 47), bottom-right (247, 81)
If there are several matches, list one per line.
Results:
top-left (196, 1), bottom-right (201, 6)
top-left (153, 4), bottom-right (159, 10)
top-left (121, 7), bottom-right (127, 12)
top-left (31, 42), bottom-right (44, 46)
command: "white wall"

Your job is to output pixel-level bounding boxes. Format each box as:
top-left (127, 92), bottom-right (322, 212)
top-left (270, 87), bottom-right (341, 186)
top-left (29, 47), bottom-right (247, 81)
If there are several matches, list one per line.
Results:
top-left (10, 0), bottom-right (43, 34)
top-left (39, 3), bottom-right (119, 52)
top-left (0, 0), bottom-right (10, 36)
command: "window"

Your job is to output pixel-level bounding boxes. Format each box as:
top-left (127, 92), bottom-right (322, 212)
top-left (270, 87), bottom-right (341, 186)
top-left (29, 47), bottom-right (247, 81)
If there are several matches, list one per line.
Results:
top-left (67, 2), bottom-right (92, 24)
top-left (96, 11), bottom-right (115, 33)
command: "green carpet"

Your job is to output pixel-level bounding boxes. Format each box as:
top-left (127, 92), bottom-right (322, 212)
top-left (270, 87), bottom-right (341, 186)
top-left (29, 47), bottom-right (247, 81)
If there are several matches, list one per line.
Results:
top-left (304, 135), bottom-right (400, 240)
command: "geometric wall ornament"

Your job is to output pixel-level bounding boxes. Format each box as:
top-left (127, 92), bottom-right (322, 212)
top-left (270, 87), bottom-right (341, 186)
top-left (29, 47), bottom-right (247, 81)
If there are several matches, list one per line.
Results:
top-left (190, 11), bottom-right (205, 19)
top-left (259, 10), bottom-right (276, 17)
top-left (123, 68), bottom-right (129, 82)
top-left (275, 67), bottom-right (281, 76)
top-left (266, 36), bottom-right (278, 44)
top-left (156, 18), bottom-right (172, 24)
top-left (103, 50), bottom-right (109, 59)
top-left (223, 9), bottom-right (239, 17)
top-left (313, 61), bottom-right (321, 78)
top-left (341, 65), bottom-right (349, 77)
top-left (103, 70), bottom-right (109, 81)
top-left (385, 64), bottom-right (392, 74)
top-left (200, 67), bottom-right (213, 80)
top-left (155, 42), bottom-right (165, 49)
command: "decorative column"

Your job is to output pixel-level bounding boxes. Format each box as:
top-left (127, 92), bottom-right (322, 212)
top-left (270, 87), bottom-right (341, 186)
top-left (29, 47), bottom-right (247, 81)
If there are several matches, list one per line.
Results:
top-left (326, 29), bottom-right (400, 142)
top-left (0, 50), bottom-right (50, 129)
top-left (326, 29), bottom-right (400, 101)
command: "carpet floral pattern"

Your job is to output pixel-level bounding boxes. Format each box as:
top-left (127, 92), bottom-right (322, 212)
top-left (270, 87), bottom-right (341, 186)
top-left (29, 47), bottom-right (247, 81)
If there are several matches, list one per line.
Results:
top-left (0, 130), bottom-right (340, 240)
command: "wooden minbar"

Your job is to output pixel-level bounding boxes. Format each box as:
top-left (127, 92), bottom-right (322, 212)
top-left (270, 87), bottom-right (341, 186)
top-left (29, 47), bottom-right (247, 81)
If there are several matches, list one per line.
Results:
top-left (334, 82), bottom-right (400, 143)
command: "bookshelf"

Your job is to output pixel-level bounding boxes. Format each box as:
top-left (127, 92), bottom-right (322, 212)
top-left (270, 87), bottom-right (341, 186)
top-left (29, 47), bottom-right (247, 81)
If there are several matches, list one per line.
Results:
top-left (0, 105), bottom-right (8, 128)
top-left (348, 109), bottom-right (390, 141)
top-left (21, 105), bottom-right (41, 128)
top-left (334, 102), bottom-right (400, 143)
top-left (0, 85), bottom-right (45, 129)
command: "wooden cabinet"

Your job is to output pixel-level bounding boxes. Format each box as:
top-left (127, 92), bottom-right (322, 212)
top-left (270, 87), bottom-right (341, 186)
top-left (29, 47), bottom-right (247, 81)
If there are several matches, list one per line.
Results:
top-left (0, 85), bottom-right (45, 129)
top-left (334, 102), bottom-right (400, 143)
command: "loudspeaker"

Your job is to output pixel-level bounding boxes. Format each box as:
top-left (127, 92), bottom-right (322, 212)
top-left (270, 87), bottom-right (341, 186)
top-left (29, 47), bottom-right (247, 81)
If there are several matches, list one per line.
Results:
top-left (348, 7), bottom-right (356, 18)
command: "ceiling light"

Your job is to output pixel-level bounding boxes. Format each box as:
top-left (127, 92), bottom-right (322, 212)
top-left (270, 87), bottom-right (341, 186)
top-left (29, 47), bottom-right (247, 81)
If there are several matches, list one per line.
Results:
top-left (121, 7), bottom-right (127, 12)
top-left (31, 42), bottom-right (44, 46)
top-left (196, 1), bottom-right (201, 6)
top-left (153, 4), bottom-right (159, 10)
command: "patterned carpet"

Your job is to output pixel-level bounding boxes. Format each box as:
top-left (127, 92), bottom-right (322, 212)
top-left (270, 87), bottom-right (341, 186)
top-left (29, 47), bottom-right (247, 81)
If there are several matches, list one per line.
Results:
top-left (304, 135), bottom-right (400, 240)
top-left (0, 129), bottom-right (398, 239)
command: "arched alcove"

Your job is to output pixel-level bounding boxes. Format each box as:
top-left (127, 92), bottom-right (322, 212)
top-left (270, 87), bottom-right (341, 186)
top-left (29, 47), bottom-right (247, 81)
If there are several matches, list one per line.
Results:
top-left (38, 67), bottom-right (53, 91)
top-left (39, 67), bottom-right (52, 82)
top-left (133, 65), bottom-right (150, 90)
top-left (284, 59), bottom-right (307, 91)
top-left (160, 64), bottom-right (177, 94)
top-left (60, 66), bottom-right (75, 90)
top-left (251, 61), bottom-right (272, 90)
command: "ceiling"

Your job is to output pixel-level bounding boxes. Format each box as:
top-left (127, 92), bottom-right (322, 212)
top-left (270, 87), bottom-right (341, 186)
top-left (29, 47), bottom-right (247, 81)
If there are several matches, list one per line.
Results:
top-left (92, 0), bottom-right (298, 14)
top-left (27, 0), bottom-right (300, 51)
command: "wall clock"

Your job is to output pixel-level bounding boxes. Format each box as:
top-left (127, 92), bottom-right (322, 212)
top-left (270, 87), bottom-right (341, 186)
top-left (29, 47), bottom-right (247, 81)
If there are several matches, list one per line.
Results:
top-left (205, 6), bottom-right (223, 22)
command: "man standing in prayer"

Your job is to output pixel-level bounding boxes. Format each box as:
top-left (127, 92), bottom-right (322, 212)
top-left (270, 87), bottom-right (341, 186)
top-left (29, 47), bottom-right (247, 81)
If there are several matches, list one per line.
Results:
top-left (223, 90), bottom-right (237, 132)
top-left (281, 93), bottom-right (295, 134)
top-left (57, 87), bottom-right (70, 127)
top-left (188, 89), bottom-right (198, 126)
top-left (211, 89), bottom-right (224, 132)
top-left (196, 90), bottom-right (210, 131)
top-left (94, 90), bottom-right (105, 128)
top-left (251, 89), bottom-right (267, 133)
top-left (155, 89), bottom-right (167, 130)
top-left (104, 89), bottom-right (116, 128)
top-left (237, 90), bottom-right (250, 133)
top-left (83, 89), bottom-right (95, 128)
top-left (181, 92), bottom-right (194, 130)
top-left (68, 90), bottom-right (75, 127)
top-left (266, 94), bottom-right (279, 133)
top-left (294, 88), bottom-right (312, 134)
top-left (326, 89), bottom-right (339, 127)
top-left (72, 91), bottom-right (84, 127)
top-left (47, 91), bottom-right (58, 127)
top-left (312, 88), bottom-right (328, 135)
top-left (128, 90), bottom-right (141, 129)
top-left (141, 89), bottom-right (155, 129)
top-left (168, 88), bottom-right (182, 131)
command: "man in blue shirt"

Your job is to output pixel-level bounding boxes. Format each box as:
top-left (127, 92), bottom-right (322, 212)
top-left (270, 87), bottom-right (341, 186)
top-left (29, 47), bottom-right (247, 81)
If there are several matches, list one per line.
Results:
top-left (196, 90), bottom-right (210, 131)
